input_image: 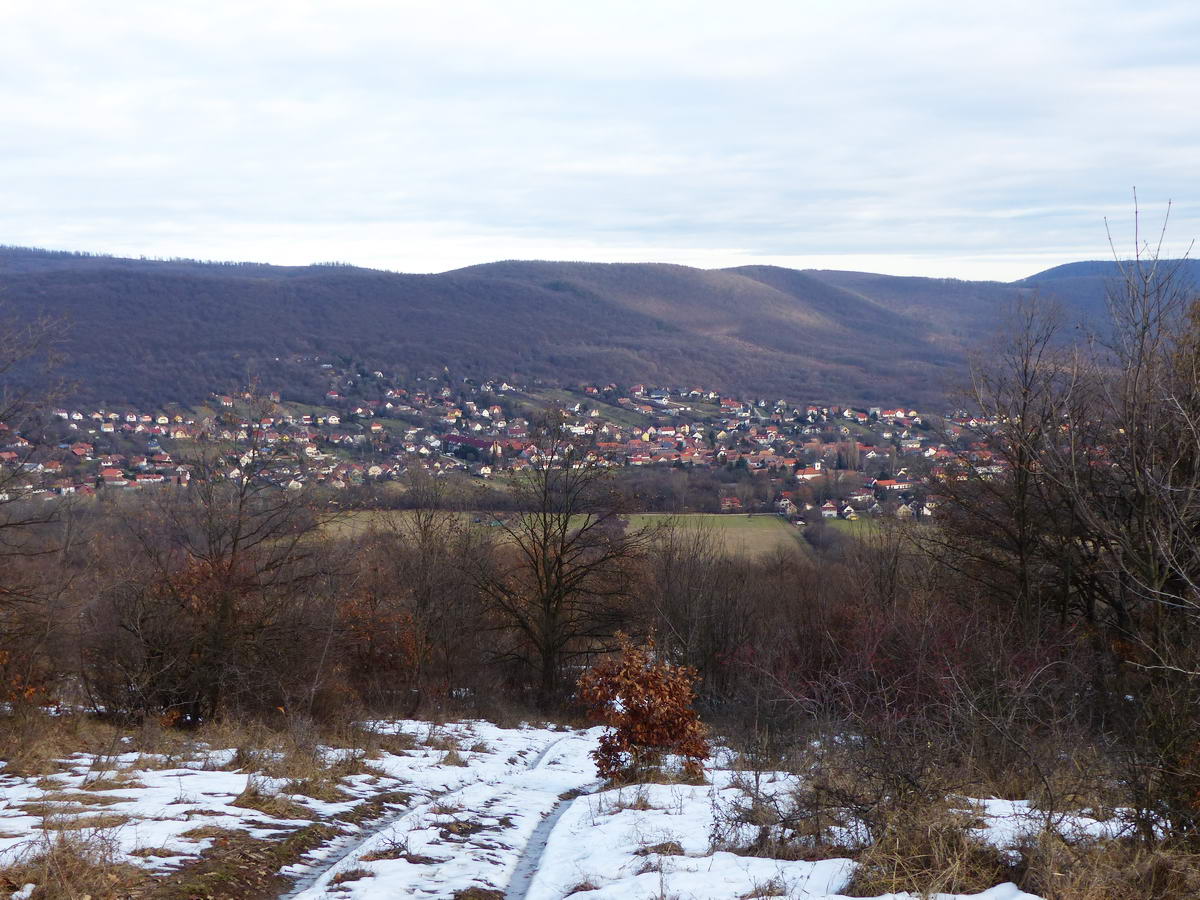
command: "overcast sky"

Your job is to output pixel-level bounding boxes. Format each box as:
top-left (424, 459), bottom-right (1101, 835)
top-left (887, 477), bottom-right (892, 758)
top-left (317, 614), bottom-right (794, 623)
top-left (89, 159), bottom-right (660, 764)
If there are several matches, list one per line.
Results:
top-left (3, 1), bottom-right (1198, 280)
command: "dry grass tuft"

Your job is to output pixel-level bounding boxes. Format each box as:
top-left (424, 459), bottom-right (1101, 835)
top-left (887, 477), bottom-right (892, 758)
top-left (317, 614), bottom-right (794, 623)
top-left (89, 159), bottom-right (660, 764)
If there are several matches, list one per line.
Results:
top-left (739, 878), bottom-right (788, 899)
top-left (40, 814), bottom-right (131, 832)
top-left (217, 721), bottom-right (371, 803)
top-left (0, 829), bottom-right (146, 900)
top-left (426, 731), bottom-right (462, 752)
top-left (843, 803), bottom-right (1016, 897)
top-left (439, 818), bottom-right (487, 840)
top-left (451, 888), bottom-right (504, 900)
top-left (129, 846), bottom-right (179, 859)
top-left (29, 791), bottom-right (132, 809)
top-left (231, 778), bottom-right (311, 820)
top-left (0, 711), bottom-right (124, 778)
top-left (365, 730), bottom-right (418, 757)
top-left (1016, 832), bottom-right (1200, 900)
top-left (180, 824), bottom-right (235, 841)
top-left (330, 866), bottom-right (374, 885)
top-left (604, 786), bottom-right (656, 813)
top-left (81, 774), bottom-right (145, 792)
top-left (360, 837), bottom-right (441, 865)
top-left (282, 775), bottom-right (351, 803)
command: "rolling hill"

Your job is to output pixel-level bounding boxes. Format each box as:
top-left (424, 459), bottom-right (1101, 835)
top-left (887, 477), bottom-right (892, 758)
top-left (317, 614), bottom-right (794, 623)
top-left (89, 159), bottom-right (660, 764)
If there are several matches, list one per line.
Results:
top-left (0, 246), bottom-right (1172, 408)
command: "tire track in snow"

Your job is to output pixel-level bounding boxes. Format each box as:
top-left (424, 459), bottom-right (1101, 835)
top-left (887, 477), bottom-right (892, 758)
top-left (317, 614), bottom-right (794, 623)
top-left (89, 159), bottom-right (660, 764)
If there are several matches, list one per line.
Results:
top-left (504, 735), bottom-right (603, 900)
top-left (277, 792), bottom-right (419, 899)
top-left (278, 733), bottom-right (577, 899)
top-left (527, 735), bottom-right (566, 769)
top-left (503, 781), bottom-right (601, 900)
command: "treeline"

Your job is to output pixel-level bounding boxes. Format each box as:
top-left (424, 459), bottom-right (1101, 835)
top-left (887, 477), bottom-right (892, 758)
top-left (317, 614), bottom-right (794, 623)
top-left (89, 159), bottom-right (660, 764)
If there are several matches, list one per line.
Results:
top-left (362, 465), bottom-right (784, 515)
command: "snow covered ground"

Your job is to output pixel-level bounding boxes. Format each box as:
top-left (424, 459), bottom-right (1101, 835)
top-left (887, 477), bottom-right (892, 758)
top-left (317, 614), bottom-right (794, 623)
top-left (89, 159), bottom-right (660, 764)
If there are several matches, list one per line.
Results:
top-left (0, 718), bottom-right (1062, 899)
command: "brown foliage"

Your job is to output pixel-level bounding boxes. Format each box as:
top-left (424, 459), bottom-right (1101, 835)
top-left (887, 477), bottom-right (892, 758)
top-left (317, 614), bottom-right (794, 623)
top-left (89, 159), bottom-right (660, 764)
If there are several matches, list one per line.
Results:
top-left (577, 636), bottom-right (708, 782)
top-left (338, 593), bottom-right (423, 697)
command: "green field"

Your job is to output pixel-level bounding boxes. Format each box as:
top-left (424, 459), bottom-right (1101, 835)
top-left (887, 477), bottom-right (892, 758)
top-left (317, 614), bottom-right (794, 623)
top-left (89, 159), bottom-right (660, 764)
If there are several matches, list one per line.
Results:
top-left (627, 513), bottom-right (808, 556)
top-left (321, 508), bottom-right (465, 540)
top-left (326, 510), bottom-right (807, 557)
top-left (822, 516), bottom-right (882, 538)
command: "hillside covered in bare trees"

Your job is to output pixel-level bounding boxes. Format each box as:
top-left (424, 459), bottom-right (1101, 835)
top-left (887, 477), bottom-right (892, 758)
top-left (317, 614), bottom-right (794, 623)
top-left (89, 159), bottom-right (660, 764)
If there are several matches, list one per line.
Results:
top-left (7, 246), bottom-right (1193, 409)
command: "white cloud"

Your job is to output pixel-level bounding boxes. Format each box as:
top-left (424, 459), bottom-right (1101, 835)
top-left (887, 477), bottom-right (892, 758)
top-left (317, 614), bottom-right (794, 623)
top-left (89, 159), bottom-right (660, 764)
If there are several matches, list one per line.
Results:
top-left (2, 0), bottom-right (1198, 280)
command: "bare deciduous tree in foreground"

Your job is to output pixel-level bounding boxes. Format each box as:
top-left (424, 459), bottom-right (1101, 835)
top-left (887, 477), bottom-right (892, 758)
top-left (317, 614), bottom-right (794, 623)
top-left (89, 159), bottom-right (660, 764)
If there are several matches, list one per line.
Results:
top-left (468, 413), bottom-right (656, 708)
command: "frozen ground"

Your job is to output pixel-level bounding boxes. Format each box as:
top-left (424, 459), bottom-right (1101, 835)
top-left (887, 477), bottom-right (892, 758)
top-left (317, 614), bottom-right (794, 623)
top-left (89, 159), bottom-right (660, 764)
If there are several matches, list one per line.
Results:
top-left (0, 719), bottom-right (1069, 899)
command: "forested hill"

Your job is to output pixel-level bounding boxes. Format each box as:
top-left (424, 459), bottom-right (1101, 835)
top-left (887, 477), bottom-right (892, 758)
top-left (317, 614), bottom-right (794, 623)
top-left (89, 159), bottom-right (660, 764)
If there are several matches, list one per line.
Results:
top-left (0, 246), bottom-right (1158, 408)
top-left (1014, 258), bottom-right (1200, 312)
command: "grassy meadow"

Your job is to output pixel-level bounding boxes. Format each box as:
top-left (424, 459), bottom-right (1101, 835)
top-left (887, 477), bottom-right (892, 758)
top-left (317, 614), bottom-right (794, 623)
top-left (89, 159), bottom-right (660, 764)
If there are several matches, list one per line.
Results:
top-left (325, 509), bottom-right (808, 556)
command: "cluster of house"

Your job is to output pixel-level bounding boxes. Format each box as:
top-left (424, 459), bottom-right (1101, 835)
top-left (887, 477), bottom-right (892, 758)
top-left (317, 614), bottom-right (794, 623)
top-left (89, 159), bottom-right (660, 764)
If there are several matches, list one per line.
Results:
top-left (768, 482), bottom-right (937, 524)
top-left (1, 399), bottom-right (402, 496)
top-left (0, 359), bottom-right (1005, 507)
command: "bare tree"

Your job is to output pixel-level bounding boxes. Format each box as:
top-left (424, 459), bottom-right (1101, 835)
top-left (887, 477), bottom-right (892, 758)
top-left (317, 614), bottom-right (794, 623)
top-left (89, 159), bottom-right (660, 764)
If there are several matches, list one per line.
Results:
top-left (0, 308), bottom-right (76, 714)
top-left (918, 298), bottom-right (1079, 625)
top-left (86, 393), bottom-right (337, 722)
top-left (468, 413), bottom-right (656, 708)
top-left (0, 310), bottom-right (68, 600)
top-left (343, 468), bottom-right (479, 714)
top-left (1022, 204), bottom-right (1200, 646)
top-left (927, 201), bottom-right (1200, 841)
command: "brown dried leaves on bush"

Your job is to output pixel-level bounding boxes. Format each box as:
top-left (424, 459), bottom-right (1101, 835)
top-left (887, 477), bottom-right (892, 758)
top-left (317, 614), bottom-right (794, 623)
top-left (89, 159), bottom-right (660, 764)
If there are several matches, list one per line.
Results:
top-left (578, 636), bottom-right (709, 782)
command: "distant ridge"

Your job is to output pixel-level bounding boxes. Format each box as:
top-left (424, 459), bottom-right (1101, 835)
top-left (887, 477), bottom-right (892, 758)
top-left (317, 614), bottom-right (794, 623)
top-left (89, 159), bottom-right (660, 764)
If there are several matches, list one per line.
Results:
top-left (1018, 258), bottom-right (1200, 283)
top-left (1014, 259), bottom-right (1200, 317)
top-left (0, 246), bottom-right (1162, 408)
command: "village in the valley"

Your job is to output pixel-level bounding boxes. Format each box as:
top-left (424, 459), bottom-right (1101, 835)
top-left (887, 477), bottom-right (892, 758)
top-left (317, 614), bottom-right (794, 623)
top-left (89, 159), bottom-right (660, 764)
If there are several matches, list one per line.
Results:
top-left (7, 355), bottom-right (1005, 523)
